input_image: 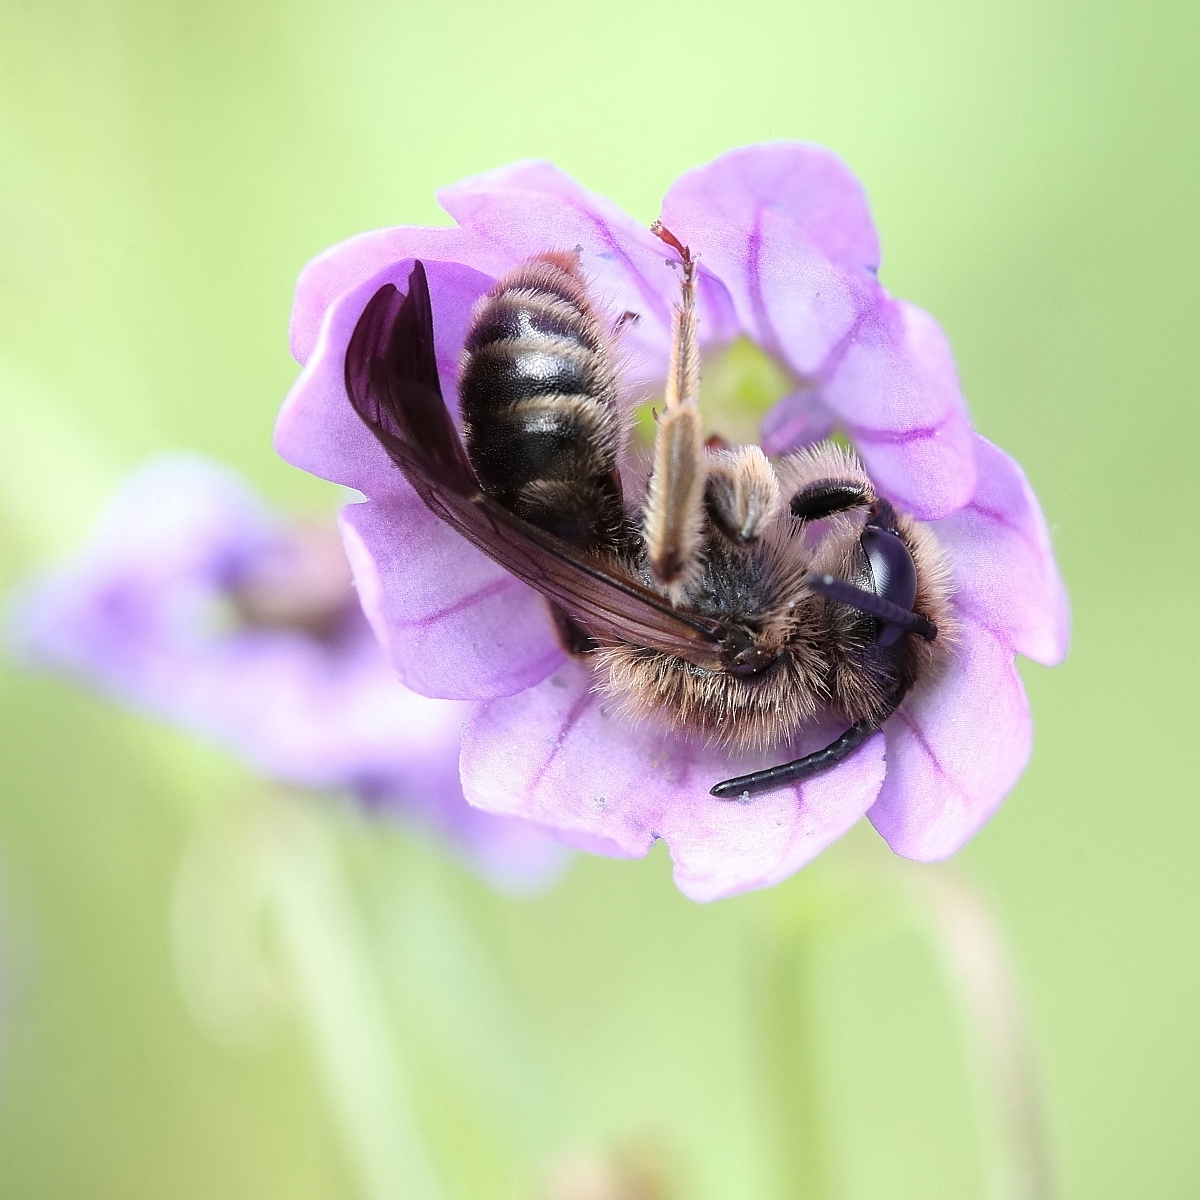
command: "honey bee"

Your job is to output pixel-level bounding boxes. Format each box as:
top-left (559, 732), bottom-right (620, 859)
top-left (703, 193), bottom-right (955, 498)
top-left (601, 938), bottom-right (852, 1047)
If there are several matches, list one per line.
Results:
top-left (344, 226), bottom-right (951, 798)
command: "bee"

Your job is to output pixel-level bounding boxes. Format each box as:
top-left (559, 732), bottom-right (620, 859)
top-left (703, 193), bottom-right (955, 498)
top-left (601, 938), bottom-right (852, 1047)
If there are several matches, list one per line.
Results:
top-left (344, 227), bottom-right (952, 798)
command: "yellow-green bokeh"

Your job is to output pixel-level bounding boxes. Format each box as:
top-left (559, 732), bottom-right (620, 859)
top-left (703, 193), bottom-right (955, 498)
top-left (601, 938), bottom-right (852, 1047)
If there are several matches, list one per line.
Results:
top-left (1, 0), bottom-right (1197, 1197)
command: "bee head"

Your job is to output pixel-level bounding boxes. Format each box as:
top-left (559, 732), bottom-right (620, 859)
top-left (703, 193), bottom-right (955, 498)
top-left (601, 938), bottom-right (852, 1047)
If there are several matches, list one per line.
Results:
top-left (804, 499), bottom-right (938, 645)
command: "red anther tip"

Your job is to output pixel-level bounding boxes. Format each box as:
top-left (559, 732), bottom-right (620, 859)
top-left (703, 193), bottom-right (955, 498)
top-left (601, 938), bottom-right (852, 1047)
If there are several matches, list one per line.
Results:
top-left (650, 221), bottom-right (693, 266)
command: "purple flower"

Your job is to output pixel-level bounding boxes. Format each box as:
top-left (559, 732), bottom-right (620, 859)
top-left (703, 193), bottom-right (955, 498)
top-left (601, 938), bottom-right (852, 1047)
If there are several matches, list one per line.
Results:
top-left (276, 143), bottom-right (1068, 902)
top-left (8, 455), bottom-right (566, 893)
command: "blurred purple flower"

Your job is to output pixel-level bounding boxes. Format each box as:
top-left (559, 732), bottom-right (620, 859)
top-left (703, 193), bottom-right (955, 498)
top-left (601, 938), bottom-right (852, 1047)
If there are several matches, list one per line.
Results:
top-left (275, 143), bottom-right (1068, 902)
top-left (8, 455), bottom-right (566, 893)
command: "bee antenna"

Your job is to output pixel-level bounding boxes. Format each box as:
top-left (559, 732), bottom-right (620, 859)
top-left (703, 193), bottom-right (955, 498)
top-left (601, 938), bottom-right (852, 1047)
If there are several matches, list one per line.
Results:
top-left (710, 718), bottom-right (878, 799)
top-left (710, 686), bottom-right (911, 799)
top-left (804, 573), bottom-right (938, 641)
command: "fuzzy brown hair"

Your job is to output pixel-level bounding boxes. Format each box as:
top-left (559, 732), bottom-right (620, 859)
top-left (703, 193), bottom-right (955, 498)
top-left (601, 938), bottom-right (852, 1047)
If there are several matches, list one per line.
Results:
top-left (590, 442), bottom-right (955, 751)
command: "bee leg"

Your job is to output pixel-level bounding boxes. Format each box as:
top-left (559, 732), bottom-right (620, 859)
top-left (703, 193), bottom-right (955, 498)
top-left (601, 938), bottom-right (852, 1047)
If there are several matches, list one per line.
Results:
top-left (643, 400), bottom-right (706, 592)
top-left (709, 719), bottom-right (879, 799)
top-left (788, 480), bottom-right (873, 522)
top-left (643, 224), bottom-right (707, 598)
top-left (704, 445), bottom-right (782, 544)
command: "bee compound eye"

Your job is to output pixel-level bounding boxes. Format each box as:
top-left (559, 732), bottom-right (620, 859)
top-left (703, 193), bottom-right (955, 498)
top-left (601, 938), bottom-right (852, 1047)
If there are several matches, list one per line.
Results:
top-left (860, 527), bottom-right (918, 610)
top-left (860, 526), bottom-right (918, 647)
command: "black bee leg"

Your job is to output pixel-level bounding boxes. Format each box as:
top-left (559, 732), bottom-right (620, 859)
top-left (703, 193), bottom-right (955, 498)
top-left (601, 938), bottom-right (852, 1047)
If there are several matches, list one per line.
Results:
top-left (709, 719), bottom-right (878, 799)
top-left (789, 480), bottom-right (872, 522)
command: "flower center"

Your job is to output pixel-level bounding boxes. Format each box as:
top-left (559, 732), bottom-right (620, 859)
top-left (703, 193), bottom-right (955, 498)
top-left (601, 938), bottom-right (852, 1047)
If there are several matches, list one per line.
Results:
top-left (229, 522), bottom-right (354, 640)
top-left (630, 336), bottom-right (795, 448)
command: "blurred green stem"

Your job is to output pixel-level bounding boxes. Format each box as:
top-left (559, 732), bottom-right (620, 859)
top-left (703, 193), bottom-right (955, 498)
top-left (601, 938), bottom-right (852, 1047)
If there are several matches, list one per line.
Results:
top-left (908, 870), bottom-right (1054, 1200)
top-left (376, 855), bottom-right (572, 1159)
top-left (759, 893), bottom-right (830, 1200)
top-left (759, 852), bottom-right (1053, 1200)
top-left (268, 795), bottom-right (443, 1200)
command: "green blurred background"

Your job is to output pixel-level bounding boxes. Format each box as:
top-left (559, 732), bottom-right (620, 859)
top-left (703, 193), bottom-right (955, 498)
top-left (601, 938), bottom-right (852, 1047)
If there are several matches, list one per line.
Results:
top-left (1, 0), bottom-right (1197, 1197)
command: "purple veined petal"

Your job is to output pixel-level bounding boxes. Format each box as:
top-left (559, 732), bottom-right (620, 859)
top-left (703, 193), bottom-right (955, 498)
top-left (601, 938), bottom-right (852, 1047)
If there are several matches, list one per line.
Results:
top-left (351, 694), bottom-right (571, 895)
top-left (760, 384), bottom-right (838, 456)
top-left (662, 187), bottom-right (863, 379)
top-left (438, 159), bottom-right (740, 386)
top-left (823, 299), bottom-right (977, 520)
top-left (659, 144), bottom-right (975, 519)
top-left (659, 141), bottom-right (878, 387)
top-left (289, 225), bottom-right (490, 364)
top-left (338, 495), bottom-right (564, 701)
top-left (170, 624), bottom-right (462, 789)
top-left (460, 660), bottom-right (887, 903)
top-left (425, 799), bottom-right (571, 897)
top-left (276, 257), bottom-right (495, 499)
top-left (868, 618), bottom-right (1032, 861)
top-left (9, 454), bottom-right (273, 693)
top-left (660, 141), bottom-right (880, 279)
top-left (932, 436), bottom-right (1070, 666)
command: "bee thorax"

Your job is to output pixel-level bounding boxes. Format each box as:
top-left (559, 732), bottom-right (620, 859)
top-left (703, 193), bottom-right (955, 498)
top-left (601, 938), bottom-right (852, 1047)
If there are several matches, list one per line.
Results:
top-left (593, 636), bottom-right (824, 754)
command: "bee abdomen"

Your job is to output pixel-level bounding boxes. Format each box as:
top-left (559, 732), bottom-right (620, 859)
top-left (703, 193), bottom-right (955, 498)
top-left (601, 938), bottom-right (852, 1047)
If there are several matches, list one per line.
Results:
top-left (460, 254), bottom-right (625, 550)
top-left (467, 393), bottom-right (617, 484)
top-left (462, 339), bottom-right (606, 411)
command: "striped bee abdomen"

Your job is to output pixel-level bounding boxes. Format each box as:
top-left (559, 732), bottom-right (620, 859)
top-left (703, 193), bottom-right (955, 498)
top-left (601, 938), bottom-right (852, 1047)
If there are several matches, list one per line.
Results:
top-left (459, 252), bottom-right (627, 551)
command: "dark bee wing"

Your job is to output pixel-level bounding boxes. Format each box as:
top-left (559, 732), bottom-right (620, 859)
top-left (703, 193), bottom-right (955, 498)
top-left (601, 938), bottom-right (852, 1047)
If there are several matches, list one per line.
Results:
top-left (344, 265), bottom-right (726, 660)
top-left (344, 265), bottom-right (475, 485)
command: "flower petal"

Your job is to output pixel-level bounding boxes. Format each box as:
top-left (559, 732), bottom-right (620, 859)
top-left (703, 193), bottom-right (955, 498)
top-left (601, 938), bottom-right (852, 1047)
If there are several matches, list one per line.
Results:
top-left (660, 144), bottom-right (975, 518)
top-left (760, 385), bottom-right (838, 456)
top-left (277, 257), bottom-right (495, 499)
top-left (7, 457), bottom-right (458, 792)
top-left (9, 455), bottom-right (270, 690)
top-left (461, 661), bottom-right (886, 902)
top-left (11, 455), bottom-right (569, 894)
top-left (660, 141), bottom-right (880, 278)
top-left (868, 619), bottom-right (1031, 861)
top-left (931, 436), bottom-right (1070, 666)
top-left (339, 495), bottom-right (564, 701)
top-left (660, 150), bottom-right (865, 378)
top-left (821, 299), bottom-right (977, 519)
top-left (289, 226), bottom-right (488, 364)
top-left (438, 159), bottom-right (739, 384)
top-left (180, 625), bottom-right (470, 793)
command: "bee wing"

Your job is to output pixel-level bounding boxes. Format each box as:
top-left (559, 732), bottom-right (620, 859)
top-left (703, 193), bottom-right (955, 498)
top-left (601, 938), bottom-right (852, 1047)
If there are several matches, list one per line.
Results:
top-left (343, 265), bottom-right (476, 486)
top-left (344, 265), bottom-right (727, 661)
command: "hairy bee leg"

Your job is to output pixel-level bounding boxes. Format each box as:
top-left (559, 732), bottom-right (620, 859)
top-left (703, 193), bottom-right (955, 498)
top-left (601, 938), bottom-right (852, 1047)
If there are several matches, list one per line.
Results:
top-left (789, 480), bottom-right (873, 522)
top-left (642, 223), bottom-right (707, 597)
top-left (709, 719), bottom-right (878, 799)
top-left (644, 403), bottom-right (705, 588)
top-left (705, 445), bottom-right (782, 544)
